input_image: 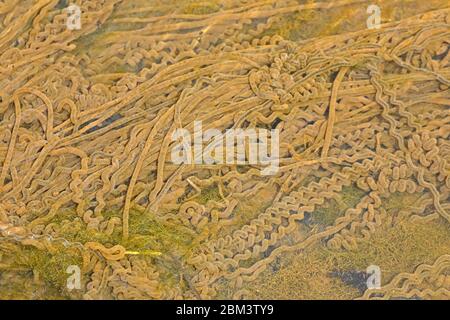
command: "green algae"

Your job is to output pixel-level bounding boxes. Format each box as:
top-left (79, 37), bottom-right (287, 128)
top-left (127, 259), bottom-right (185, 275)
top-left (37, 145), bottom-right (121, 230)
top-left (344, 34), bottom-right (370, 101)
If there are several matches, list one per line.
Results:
top-left (0, 206), bottom-right (198, 298)
top-left (182, 2), bottom-right (221, 15)
top-left (56, 217), bottom-right (121, 245)
top-left (312, 199), bottom-right (343, 226)
top-left (258, 0), bottom-right (450, 42)
top-left (243, 248), bottom-right (360, 300)
top-left (245, 218), bottom-right (450, 299)
top-left (196, 184), bottom-right (223, 205)
top-left (125, 209), bottom-right (196, 254)
top-left (312, 185), bottom-right (366, 227)
top-left (47, 207), bottom-right (196, 255)
top-left (0, 271), bottom-right (72, 300)
top-left (18, 247), bottom-right (82, 290)
top-left (113, 0), bottom-right (222, 17)
top-left (260, 10), bottom-right (318, 42)
top-left (383, 191), bottom-right (423, 213)
top-left (321, 219), bottom-right (450, 283)
top-left (47, 208), bottom-right (79, 224)
top-left (216, 187), bottom-right (276, 239)
top-left (1, 244), bottom-right (83, 300)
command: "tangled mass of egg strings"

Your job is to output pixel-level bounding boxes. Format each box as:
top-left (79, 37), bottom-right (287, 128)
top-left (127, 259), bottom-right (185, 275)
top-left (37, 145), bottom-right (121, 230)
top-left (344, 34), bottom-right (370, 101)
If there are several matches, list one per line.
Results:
top-left (0, 0), bottom-right (449, 299)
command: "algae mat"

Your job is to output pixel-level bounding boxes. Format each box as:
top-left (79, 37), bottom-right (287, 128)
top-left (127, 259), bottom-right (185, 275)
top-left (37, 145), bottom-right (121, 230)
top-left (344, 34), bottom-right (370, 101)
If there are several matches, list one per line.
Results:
top-left (0, 0), bottom-right (449, 300)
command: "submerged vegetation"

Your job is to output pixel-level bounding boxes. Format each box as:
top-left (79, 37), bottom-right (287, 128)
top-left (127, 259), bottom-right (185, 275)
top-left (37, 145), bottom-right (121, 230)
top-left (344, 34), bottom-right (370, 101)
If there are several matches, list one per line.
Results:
top-left (245, 219), bottom-right (450, 299)
top-left (0, 0), bottom-right (449, 300)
